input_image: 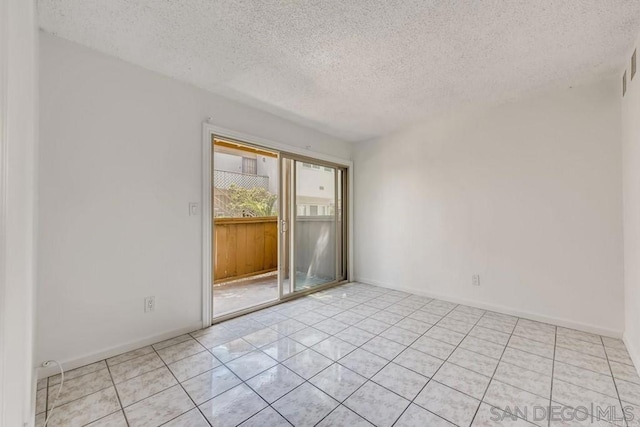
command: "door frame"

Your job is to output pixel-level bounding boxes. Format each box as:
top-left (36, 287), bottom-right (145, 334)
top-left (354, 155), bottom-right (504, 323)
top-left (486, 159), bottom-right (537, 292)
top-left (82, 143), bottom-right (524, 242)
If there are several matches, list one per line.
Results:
top-left (201, 121), bottom-right (353, 328)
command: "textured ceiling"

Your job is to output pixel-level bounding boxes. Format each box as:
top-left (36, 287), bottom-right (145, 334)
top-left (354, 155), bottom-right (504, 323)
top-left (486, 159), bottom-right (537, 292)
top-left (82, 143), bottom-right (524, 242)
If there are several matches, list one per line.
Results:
top-left (38, 1), bottom-right (640, 141)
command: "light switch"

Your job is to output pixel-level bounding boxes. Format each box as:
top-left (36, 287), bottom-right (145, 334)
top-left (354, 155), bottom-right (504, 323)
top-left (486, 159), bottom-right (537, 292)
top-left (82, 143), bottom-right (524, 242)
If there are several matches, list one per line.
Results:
top-left (189, 202), bottom-right (199, 216)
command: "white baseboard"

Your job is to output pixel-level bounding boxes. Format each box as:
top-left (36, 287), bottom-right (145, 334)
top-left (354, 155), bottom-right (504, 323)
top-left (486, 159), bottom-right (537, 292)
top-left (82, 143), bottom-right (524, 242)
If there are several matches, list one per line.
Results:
top-left (355, 277), bottom-right (623, 339)
top-left (623, 332), bottom-right (640, 377)
top-left (36, 322), bottom-right (203, 379)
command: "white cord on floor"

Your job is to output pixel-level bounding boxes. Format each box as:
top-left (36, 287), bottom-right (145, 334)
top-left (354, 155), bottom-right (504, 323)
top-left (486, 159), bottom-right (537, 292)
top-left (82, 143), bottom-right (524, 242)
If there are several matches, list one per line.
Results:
top-left (42, 360), bottom-right (64, 427)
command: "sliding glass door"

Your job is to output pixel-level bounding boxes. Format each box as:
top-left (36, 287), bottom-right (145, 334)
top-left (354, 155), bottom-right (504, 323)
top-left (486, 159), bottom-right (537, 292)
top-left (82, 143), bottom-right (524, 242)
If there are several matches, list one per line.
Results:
top-left (281, 157), bottom-right (347, 296)
top-left (211, 134), bottom-right (347, 320)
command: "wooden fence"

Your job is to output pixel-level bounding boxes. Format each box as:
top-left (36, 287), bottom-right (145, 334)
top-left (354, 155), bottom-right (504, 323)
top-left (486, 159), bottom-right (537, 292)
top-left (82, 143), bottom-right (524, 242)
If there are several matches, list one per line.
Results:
top-left (213, 216), bottom-right (278, 283)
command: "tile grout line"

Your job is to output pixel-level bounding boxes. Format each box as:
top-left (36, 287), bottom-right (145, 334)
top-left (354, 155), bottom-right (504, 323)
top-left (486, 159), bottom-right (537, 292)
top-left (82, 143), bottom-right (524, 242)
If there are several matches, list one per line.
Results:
top-left (311, 315), bottom-right (442, 424)
top-left (44, 377), bottom-right (49, 416)
top-left (550, 334), bottom-right (626, 425)
top-left (190, 286), bottom-right (621, 425)
top-left (89, 337), bottom-right (220, 426)
top-left (104, 358), bottom-right (130, 427)
top-left (601, 335), bottom-right (630, 427)
top-left (468, 314), bottom-right (519, 426)
top-left (184, 290), bottom-right (369, 424)
top-left (307, 291), bottom-right (442, 426)
top-left (246, 291), bottom-right (544, 426)
top-left (111, 366), bottom-right (179, 406)
top-left (389, 304), bottom-right (489, 427)
top-left (241, 318), bottom-right (388, 425)
top-left (39, 284), bottom-right (637, 427)
top-left (46, 363), bottom-right (107, 387)
top-left (40, 337), bottom-right (248, 415)
top-left (380, 306), bottom-right (563, 423)
top-left (80, 409), bottom-right (127, 427)
top-left (149, 344), bottom-right (217, 426)
top-left (41, 381), bottom-right (116, 422)
top-left (41, 316), bottom-right (531, 426)
top-left (193, 323), bottom-right (312, 426)
top-left (238, 399), bottom-right (294, 427)
top-left (549, 355), bottom-right (623, 379)
top-left (109, 351), bottom-right (193, 392)
top-left (548, 322), bottom-right (557, 427)
top-left (228, 288), bottom-right (428, 426)
top-left (253, 285), bottom-right (555, 426)
top-left (40, 289), bottom-right (418, 421)
top-left (99, 343), bottom-right (201, 390)
top-left (472, 324), bottom-right (621, 382)
top-left (218, 287), bottom-right (402, 426)
top-left (241, 300), bottom-right (397, 425)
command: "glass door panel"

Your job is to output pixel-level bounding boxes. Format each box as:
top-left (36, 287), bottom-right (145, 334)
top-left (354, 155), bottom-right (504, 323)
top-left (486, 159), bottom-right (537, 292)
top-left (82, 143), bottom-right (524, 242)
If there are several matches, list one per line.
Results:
top-left (293, 161), bottom-right (337, 291)
top-left (211, 137), bottom-right (280, 318)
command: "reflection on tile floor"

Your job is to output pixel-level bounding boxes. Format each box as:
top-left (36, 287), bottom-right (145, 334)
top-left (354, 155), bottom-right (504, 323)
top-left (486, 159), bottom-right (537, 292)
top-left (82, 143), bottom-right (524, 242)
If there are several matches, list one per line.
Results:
top-left (36, 283), bottom-right (640, 426)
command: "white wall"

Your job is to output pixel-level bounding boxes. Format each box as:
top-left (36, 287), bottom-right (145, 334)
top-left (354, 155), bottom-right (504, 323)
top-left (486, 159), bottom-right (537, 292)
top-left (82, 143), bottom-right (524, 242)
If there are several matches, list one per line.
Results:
top-left (37, 32), bottom-right (351, 370)
top-left (354, 79), bottom-right (624, 336)
top-left (622, 39), bottom-right (640, 367)
top-left (0, 0), bottom-right (38, 425)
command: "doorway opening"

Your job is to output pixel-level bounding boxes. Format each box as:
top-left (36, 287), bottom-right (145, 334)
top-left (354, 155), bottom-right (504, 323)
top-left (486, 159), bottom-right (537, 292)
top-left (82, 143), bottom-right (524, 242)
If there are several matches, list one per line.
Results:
top-left (212, 138), bottom-right (279, 317)
top-left (210, 135), bottom-right (349, 321)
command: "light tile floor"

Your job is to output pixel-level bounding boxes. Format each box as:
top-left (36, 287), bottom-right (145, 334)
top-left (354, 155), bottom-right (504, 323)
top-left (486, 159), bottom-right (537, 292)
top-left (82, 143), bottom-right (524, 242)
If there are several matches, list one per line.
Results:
top-left (36, 283), bottom-right (640, 426)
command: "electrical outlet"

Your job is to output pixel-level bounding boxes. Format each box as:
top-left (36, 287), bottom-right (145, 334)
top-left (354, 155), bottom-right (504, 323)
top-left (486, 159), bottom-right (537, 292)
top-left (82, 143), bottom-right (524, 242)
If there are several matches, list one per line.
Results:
top-left (144, 296), bottom-right (155, 312)
top-left (472, 275), bottom-right (480, 286)
top-left (189, 202), bottom-right (199, 216)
